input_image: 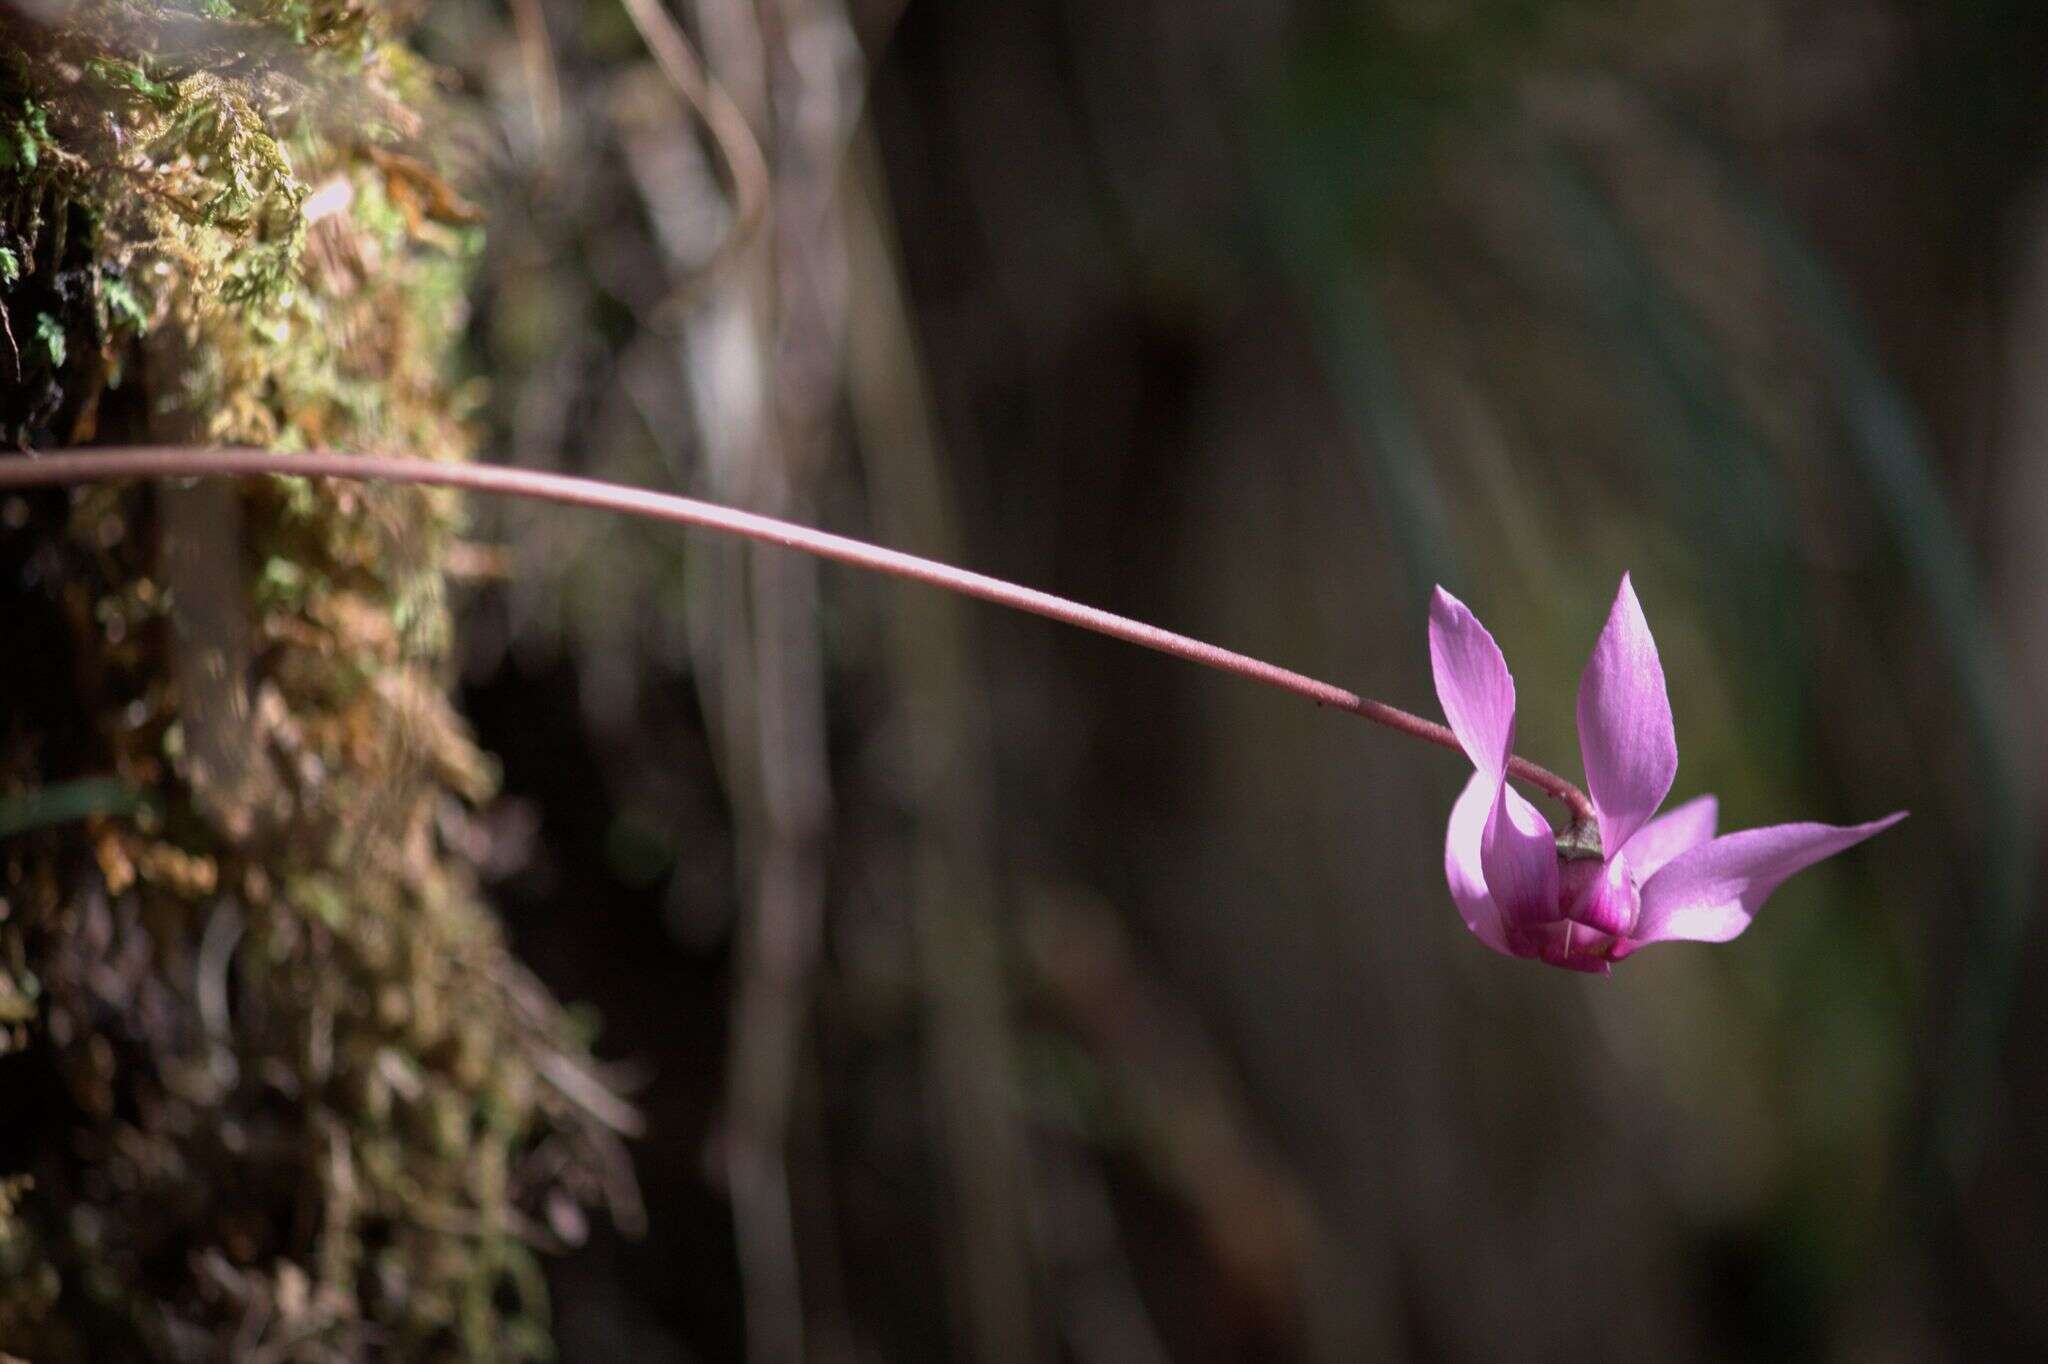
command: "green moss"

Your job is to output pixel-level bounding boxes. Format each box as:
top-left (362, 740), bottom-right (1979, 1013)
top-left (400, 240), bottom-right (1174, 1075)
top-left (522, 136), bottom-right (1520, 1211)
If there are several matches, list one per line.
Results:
top-left (0, 0), bottom-right (622, 1357)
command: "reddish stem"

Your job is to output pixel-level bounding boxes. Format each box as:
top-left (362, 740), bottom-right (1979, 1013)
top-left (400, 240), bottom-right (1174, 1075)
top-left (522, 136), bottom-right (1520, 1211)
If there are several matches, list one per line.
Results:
top-left (0, 445), bottom-right (1597, 823)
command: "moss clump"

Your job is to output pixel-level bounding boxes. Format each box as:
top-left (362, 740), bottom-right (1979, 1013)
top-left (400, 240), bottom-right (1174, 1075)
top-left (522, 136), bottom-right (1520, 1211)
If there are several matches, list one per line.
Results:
top-left (0, 2), bottom-right (627, 1358)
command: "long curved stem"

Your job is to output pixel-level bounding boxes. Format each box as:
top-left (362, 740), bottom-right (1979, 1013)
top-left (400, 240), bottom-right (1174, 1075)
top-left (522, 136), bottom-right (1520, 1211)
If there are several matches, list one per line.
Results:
top-left (0, 446), bottom-right (1597, 822)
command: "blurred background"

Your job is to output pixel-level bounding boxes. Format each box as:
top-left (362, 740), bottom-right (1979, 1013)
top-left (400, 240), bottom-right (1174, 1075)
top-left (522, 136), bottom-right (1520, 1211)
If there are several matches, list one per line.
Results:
top-left (419, 0), bottom-right (2045, 1357)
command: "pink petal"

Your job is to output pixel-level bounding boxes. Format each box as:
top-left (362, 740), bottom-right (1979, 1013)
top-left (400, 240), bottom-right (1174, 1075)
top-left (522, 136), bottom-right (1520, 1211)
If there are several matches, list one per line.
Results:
top-left (1620, 794), bottom-right (1719, 880)
top-left (1562, 850), bottom-right (1639, 938)
top-left (1444, 772), bottom-right (1511, 954)
top-left (1429, 587), bottom-right (1517, 779)
top-left (1481, 779), bottom-right (1561, 929)
top-left (1632, 812), bottom-right (1908, 946)
top-left (1576, 574), bottom-right (1678, 857)
top-left (1504, 922), bottom-right (1615, 975)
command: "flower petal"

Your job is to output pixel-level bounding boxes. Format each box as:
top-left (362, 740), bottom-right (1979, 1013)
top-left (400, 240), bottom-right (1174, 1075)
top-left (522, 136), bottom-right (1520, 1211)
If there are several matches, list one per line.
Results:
top-left (1481, 780), bottom-right (1561, 929)
top-left (1503, 921), bottom-right (1615, 975)
top-left (1632, 812), bottom-right (1908, 946)
top-left (1429, 587), bottom-right (1516, 779)
top-left (1576, 574), bottom-right (1678, 856)
top-left (1620, 794), bottom-right (1718, 881)
top-left (1563, 850), bottom-right (1639, 938)
top-left (1445, 772), bottom-right (1511, 954)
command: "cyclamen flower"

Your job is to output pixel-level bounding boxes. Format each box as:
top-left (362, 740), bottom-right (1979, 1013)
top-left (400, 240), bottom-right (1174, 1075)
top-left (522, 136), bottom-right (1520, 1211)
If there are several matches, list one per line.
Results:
top-left (1430, 575), bottom-right (1904, 973)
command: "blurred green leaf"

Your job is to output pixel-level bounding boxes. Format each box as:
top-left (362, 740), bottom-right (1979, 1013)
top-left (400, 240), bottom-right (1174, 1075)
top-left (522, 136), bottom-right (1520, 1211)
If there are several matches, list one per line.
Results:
top-left (1253, 19), bottom-right (1479, 595)
top-left (1706, 153), bottom-right (2035, 1176)
top-left (1541, 151), bottom-right (1812, 760)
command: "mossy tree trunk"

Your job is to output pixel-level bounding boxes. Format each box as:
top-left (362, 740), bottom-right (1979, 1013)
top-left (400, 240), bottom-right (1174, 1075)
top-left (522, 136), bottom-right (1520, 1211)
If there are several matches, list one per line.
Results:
top-left (1, 3), bottom-right (623, 1358)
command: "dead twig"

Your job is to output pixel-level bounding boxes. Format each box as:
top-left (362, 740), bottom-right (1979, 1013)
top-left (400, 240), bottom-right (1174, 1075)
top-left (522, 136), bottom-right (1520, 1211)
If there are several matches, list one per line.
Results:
top-left (0, 296), bottom-right (20, 383)
top-left (616, 0), bottom-right (771, 303)
top-left (508, 0), bottom-right (563, 157)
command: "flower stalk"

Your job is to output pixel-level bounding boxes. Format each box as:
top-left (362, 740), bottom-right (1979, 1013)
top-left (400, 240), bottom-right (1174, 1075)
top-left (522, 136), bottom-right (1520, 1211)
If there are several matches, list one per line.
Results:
top-left (0, 445), bottom-right (1598, 822)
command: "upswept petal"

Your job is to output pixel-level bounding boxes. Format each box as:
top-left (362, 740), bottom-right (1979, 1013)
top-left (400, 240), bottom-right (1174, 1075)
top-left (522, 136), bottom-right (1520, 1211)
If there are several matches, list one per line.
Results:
top-left (1576, 574), bottom-right (1678, 857)
top-left (1620, 794), bottom-right (1718, 881)
top-left (1444, 772), bottom-right (1510, 954)
top-left (1632, 811), bottom-right (1908, 946)
top-left (1429, 587), bottom-right (1517, 779)
top-left (1481, 780), bottom-right (1561, 928)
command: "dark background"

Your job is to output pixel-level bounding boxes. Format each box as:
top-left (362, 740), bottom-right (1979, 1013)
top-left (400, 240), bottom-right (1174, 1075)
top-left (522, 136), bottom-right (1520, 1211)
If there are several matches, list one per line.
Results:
top-left (421, 0), bottom-right (2048, 1357)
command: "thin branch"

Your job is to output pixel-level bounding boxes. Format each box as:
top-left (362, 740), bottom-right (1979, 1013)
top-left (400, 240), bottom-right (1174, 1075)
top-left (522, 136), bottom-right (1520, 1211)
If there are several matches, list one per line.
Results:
top-left (0, 445), bottom-right (1598, 822)
top-left (616, 0), bottom-right (771, 298)
top-left (508, 0), bottom-right (563, 156)
top-left (0, 295), bottom-right (19, 382)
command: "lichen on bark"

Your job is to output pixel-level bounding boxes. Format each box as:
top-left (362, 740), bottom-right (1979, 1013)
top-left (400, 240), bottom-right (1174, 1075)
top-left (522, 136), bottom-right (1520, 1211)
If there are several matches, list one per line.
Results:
top-left (0, 2), bottom-right (628, 1358)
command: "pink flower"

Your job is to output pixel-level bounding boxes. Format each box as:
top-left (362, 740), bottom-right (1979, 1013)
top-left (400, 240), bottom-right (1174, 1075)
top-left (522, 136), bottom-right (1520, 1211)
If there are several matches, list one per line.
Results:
top-left (1429, 575), bottom-right (1904, 973)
